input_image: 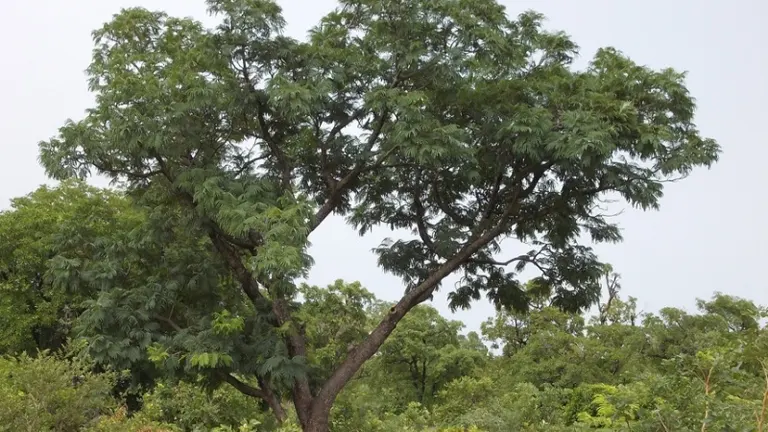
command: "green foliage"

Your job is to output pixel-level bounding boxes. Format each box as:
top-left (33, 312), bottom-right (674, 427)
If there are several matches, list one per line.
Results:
top-left (37, 0), bottom-right (718, 345)
top-left (0, 351), bottom-right (115, 432)
top-left (22, 0), bottom-right (720, 429)
top-left (139, 380), bottom-right (275, 431)
top-left (212, 310), bottom-right (246, 336)
top-left (295, 280), bottom-right (381, 385)
top-left (0, 180), bottom-right (138, 354)
top-left (328, 304), bottom-right (487, 429)
top-left (83, 406), bottom-right (178, 432)
top-left (1, 281), bottom-right (767, 432)
top-left (374, 305), bottom-right (487, 405)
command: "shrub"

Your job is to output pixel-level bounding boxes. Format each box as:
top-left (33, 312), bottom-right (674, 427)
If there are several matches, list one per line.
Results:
top-left (0, 351), bottom-right (114, 431)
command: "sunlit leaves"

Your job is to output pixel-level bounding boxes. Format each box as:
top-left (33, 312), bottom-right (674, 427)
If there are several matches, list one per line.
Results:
top-left (147, 342), bottom-right (171, 365)
top-left (212, 310), bottom-right (245, 335)
top-left (190, 352), bottom-right (234, 368)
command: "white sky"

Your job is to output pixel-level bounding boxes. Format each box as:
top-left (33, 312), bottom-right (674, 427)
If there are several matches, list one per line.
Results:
top-left (1, 0), bottom-right (766, 331)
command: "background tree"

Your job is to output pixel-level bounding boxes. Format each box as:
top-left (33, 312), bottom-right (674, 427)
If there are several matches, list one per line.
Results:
top-left (0, 351), bottom-right (115, 432)
top-left (481, 279), bottom-right (587, 356)
top-left (0, 180), bottom-right (137, 354)
top-left (0, 192), bottom-right (765, 432)
top-left (37, 0), bottom-right (719, 429)
top-left (374, 305), bottom-right (486, 405)
top-left (295, 280), bottom-right (382, 388)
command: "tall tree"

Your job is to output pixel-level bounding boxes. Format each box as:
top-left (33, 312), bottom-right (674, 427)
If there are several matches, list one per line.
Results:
top-left (38, 0), bottom-right (719, 430)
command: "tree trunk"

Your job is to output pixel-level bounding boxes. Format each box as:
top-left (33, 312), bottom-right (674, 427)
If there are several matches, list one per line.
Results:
top-left (262, 381), bottom-right (287, 424)
top-left (222, 373), bottom-right (287, 424)
top-left (293, 221), bottom-right (511, 432)
top-left (302, 410), bottom-right (331, 432)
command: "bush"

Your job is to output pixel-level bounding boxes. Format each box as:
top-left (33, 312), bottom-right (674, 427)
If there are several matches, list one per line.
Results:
top-left (0, 351), bottom-right (115, 431)
top-left (83, 406), bottom-right (178, 432)
top-left (139, 380), bottom-right (276, 432)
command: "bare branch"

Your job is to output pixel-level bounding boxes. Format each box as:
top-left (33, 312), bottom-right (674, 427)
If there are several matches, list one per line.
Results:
top-left (152, 314), bottom-right (183, 332)
top-left (233, 154), bottom-right (269, 178)
top-left (220, 373), bottom-right (266, 399)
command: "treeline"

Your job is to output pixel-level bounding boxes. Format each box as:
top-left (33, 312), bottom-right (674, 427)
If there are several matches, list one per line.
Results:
top-left (0, 181), bottom-right (766, 431)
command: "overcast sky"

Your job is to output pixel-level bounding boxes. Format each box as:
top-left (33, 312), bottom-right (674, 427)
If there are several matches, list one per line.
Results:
top-left (1, 0), bottom-right (765, 331)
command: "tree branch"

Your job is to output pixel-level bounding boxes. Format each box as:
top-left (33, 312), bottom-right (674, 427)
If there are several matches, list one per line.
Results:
top-left (270, 297), bottom-right (313, 426)
top-left (468, 251), bottom-right (548, 275)
top-left (221, 373), bottom-right (266, 399)
top-left (217, 372), bottom-right (288, 423)
top-left (480, 170), bottom-right (504, 222)
top-left (233, 153), bottom-right (269, 178)
top-left (219, 372), bottom-right (287, 422)
top-left (307, 199), bottom-right (523, 425)
top-left (207, 232), bottom-right (265, 307)
top-left (314, 118), bottom-right (336, 190)
top-left (238, 62), bottom-right (292, 190)
top-left (254, 98), bottom-right (292, 190)
top-left (152, 314), bottom-right (183, 332)
top-left (91, 160), bottom-right (161, 181)
top-left (412, 192), bottom-right (436, 254)
top-left (429, 179), bottom-right (474, 227)
top-left (310, 110), bottom-right (390, 231)
top-left (327, 107), bottom-right (367, 143)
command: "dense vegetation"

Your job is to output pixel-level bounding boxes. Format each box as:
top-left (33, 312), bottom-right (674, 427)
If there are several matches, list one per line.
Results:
top-left (2, 0), bottom-right (749, 430)
top-left (1, 181), bottom-right (766, 430)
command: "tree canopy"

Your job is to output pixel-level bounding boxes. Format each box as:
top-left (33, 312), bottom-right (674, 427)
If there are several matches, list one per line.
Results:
top-left (1, 264), bottom-right (766, 431)
top-left (33, 0), bottom-right (718, 430)
top-left (0, 180), bottom-right (137, 354)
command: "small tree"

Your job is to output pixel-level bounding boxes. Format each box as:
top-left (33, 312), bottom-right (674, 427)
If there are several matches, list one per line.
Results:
top-left (39, 0), bottom-right (719, 430)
